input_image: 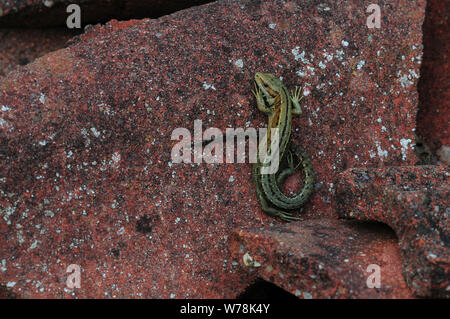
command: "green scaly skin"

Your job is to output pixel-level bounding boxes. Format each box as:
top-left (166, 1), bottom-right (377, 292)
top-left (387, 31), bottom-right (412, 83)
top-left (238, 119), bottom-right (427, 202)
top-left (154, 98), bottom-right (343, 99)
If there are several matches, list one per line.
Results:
top-left (252, 72), bottom-right (315, 222)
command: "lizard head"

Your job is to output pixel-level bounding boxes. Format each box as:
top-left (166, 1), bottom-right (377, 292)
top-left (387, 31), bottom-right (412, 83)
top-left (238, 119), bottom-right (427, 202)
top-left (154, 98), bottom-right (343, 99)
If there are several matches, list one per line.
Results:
top-left (254, 72), bottom-right (283, 101)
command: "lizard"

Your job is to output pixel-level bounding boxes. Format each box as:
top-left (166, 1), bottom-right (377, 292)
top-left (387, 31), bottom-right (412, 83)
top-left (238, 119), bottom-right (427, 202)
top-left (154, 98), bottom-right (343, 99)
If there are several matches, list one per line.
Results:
top-left (252, 72), bottom-right (315, 221)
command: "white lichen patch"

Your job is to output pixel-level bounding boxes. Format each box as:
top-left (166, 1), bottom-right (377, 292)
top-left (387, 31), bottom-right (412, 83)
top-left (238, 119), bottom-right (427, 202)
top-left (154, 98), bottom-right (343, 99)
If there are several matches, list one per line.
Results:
top-left (375, 141), bottom-right (388, 159)
top-left (335, 49), bottom-right (345, 60)
top-left (29, 240), bottom-right (39, 249)
top-left (292, 47), bottom-right (322, 77)
top-left (296, 70), bottom-right (306, 77)
top-left (80, 128), bottom-right (91, 147)
top-left (1, 205), bottom-right (16, 225)
top-left (399, 138), bottom-right (412, 160)
top-left (39, 93), bottom-right (46, 104)
top-left (17, 230), bottom-right (24, 244)
top-left (6, 281), bottom-right (16, 288)
top-left (44, 210), bottom-right (54, 218)
top-left (110, 151), bottom-right (121, 169)
top-left (356, 60), bottom-right (365, 70)
top-left (0, 117), bottom-right (13, 131)
top-left (427, 252), bottom-right (437, 259)
top-left (202, 82), bottom-right (216, 90)
top-left (303, 291), bottom-right (312, 299)
top-left (409, 69), bottom-right (420, 80)
top-left (292, 47), bottom-right (311, 64)
top-left (322, 50), bottom-right (333, 62)
top-left (306, 65), bottom-right (315, 74)
top-left (316, 83), bottom-right (326, 90)
top-left (397, 70), bottom-right (414, 88)
top-left (90, 127), bottom-right (101, 138)
top-left (302, 87), bottom-right (311, 96)
top-left (234, 59), bottom-right (244, 68)
top-left (328, 182), bottom-right (334, 193)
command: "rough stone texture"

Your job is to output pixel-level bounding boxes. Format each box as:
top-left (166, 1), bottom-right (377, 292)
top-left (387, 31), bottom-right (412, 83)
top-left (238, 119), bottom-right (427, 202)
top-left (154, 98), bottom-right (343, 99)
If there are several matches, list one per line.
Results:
top-left (416, 0), bottom-right (449, 163)
top-left (0, 28), bottom-right (77, 77)
top-left (230, 219), bottom-right (414, 299)
top-left (0, 0), bottom-right (426, 298)
top-left (0, 0), bottom-right (213, 27)
top-left (335, 166), bottom-right (449, 297)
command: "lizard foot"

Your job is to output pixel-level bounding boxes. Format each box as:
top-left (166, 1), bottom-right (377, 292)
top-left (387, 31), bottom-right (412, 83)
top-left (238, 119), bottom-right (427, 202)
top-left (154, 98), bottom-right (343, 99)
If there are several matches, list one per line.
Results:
top-left (262, 206), bottom-right (300, 222)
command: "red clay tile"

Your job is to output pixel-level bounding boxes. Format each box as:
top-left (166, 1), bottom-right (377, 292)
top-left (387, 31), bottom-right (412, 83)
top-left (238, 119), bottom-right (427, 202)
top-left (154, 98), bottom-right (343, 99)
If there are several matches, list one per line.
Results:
top-left (0, 0), bottom-right (426, 298)
top-left (230, 219), bottom-right (414, 298)
top-left (335, 166), bottom-right (449, 297)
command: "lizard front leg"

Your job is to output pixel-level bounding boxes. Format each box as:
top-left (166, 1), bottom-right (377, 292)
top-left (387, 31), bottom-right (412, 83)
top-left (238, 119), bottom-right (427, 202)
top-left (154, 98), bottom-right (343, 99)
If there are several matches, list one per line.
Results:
top-left (252, 83), bottom-right (273, 114)
top-left (290, 86), bottom-right (304, 115)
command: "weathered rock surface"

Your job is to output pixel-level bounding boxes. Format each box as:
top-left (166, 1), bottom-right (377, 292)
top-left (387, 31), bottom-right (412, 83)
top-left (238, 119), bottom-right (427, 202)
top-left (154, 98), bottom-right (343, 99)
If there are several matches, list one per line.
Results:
top-left (231, 219), bottom-right (414, 298)
top-left (0, 0), bottom-right (426, 298)
top-left (335, 166), bottom-right (449, 297)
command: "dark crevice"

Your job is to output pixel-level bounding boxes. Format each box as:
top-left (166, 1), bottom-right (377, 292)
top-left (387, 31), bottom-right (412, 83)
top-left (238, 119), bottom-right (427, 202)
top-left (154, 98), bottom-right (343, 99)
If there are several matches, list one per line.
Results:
top-left (345, 219), bottom-right (398, 240)
top-left (415, 0), bottom-right (434, 164)
top-left (0, 0), bottom-right (216, 28)
top-left (0, 0), bottom-right (215, 75)
top-left (415, 0), bottom-right (448, 164)
top-left (238, 279), bottom-right (298, 299)
top-left (0, 27), bottom-right (81, 77)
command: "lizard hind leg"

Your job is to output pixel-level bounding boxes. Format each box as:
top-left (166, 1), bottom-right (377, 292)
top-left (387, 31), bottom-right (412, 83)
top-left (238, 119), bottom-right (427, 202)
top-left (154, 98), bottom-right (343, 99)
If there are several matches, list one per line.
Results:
top-left (276, 148), bottom-right (296, 185)
top-left (261, 204), bottom-right (300, 222)
top-left (254, 166), bottom-right (300, 222)
top-left (276, 167), bottom-right (296, 186)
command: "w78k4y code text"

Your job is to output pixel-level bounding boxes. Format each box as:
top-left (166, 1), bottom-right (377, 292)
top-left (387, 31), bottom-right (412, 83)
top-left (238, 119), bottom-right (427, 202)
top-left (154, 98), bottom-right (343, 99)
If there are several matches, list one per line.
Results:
top-left (180, 303), bottom-right (271, 316)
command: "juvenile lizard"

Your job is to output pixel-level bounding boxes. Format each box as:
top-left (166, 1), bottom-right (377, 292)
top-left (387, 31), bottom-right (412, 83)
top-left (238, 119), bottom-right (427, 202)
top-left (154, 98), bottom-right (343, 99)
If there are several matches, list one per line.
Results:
top-left (252, 72), bottom-right (315, 221)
